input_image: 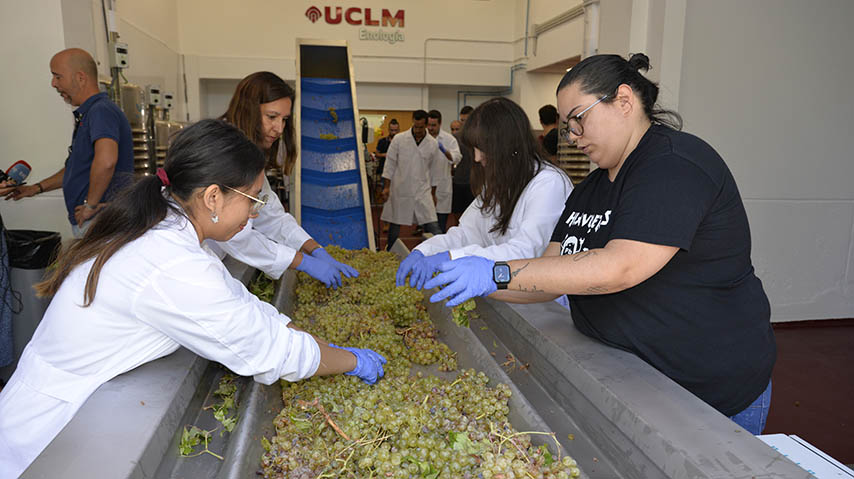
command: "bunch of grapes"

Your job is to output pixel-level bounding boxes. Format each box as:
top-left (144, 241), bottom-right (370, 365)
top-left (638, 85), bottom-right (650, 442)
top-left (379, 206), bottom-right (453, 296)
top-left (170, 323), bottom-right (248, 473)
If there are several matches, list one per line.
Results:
top-left (260, 248), bottom-right (580, 479)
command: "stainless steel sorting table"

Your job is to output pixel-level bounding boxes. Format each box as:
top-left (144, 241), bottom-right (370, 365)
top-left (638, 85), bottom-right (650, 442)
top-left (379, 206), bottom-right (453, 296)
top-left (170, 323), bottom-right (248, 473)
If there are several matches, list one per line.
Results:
top-left (22, 252), bottom-right (809, 479)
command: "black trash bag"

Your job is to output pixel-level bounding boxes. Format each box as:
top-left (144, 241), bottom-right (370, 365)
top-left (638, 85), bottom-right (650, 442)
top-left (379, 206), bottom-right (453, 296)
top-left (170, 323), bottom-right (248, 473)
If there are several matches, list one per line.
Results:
top-left (5, 230), bottom-right (61, 270)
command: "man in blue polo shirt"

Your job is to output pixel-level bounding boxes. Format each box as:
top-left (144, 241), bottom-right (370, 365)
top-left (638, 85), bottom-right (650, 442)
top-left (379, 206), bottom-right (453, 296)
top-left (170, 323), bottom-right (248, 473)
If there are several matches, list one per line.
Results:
top-left (4, 48), bottom-right (133, 237)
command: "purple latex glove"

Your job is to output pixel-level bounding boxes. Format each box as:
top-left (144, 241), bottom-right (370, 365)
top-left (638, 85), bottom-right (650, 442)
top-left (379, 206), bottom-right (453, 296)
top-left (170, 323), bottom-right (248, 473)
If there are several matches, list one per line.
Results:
top-left (296, 253), bottom-right (341, 289)
top-left (329, 344), bottom-right (387, 384)
top-left (395, 250), bottom-right (423, 287)
top-left (423, 255), bottom-right (497, 307)
top-left (311, 247), bottom-right (359, 279)
top-left (410, 251), bottom-right (450, 290)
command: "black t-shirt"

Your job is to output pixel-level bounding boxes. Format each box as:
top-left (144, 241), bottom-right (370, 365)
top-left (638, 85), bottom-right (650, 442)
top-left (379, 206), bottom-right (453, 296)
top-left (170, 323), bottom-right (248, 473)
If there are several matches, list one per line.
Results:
top-left (376, 136), bottom-right (392, 155)
top-left (542, 128), bottom-right (558, 156)
top-left (376, 136), bottom-right (392, 174)
top-left (550, 125), bottom-right (776, 416)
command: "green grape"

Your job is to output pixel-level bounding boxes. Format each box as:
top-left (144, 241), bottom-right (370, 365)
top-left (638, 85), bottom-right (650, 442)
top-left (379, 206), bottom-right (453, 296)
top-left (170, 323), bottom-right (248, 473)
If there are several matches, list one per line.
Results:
top-left (259, 248), bottom-right (579, 479)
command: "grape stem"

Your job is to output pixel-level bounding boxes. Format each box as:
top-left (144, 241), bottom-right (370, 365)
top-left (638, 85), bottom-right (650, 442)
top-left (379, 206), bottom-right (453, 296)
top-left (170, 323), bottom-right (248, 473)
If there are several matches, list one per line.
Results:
top-left (298, 398), bottom-right (350, 441)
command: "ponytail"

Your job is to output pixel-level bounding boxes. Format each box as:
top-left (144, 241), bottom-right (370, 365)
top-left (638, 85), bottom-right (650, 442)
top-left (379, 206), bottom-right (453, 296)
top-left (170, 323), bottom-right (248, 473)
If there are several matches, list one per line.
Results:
top-left (557, 53), bottom-right (683, 130)
top-left (35, 119), bottom-right (266, 305)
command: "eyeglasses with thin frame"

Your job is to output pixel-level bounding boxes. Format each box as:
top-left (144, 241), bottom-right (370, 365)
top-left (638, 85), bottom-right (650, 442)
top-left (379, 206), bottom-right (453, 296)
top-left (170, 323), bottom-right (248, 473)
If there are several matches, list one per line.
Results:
top-left (559, 94), bottom-right (610, 144)
top-left (224, 185), bottom-right (268, 215)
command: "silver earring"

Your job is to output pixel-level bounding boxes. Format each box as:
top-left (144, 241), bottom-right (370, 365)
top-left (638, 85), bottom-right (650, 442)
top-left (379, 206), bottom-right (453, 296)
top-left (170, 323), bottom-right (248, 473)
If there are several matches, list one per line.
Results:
top-left (211, 212), bottom-right (219, 224)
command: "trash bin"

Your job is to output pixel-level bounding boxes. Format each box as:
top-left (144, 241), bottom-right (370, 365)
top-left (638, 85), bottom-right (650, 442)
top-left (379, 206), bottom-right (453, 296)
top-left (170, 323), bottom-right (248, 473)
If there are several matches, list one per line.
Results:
top-left (0, 229), bottom-right (61, 382)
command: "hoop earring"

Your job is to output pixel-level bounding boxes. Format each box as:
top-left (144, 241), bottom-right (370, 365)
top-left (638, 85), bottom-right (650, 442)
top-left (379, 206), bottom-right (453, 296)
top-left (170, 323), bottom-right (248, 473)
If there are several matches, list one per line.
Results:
top-left (211, 212), bottom-right (219, 224)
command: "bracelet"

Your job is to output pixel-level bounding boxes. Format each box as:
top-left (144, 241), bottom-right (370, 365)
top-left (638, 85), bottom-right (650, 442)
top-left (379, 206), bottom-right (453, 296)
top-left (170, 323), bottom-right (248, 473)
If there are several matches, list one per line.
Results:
top-left (36, 183), bottom-right (43, 194)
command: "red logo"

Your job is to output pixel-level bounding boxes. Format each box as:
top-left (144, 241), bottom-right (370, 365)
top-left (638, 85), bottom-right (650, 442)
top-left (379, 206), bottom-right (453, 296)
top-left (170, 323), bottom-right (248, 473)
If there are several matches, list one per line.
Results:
top-left (305, 6), bottom-right (322, 23)
top-left (305, 6), bottom-right (405, 27)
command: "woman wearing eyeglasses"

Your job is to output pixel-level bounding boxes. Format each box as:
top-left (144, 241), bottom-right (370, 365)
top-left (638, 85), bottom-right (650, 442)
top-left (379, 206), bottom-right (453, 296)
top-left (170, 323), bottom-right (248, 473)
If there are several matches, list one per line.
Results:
top-left (0, 120), bottom-right (385, 477)
top-left (423, 53), bottom-right (776, 435)
top-left (395, 97), bottom-right (573, 291)
top-left (210, 71), bottom-right (358, 289)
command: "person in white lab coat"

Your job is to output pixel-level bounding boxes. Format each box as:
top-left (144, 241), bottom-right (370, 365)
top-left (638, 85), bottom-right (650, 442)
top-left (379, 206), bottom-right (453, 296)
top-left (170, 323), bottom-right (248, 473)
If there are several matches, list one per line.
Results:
top-left (426, 110), bottom-right (462, 233)
top-left (379, 110), bottom-right (444, 251)
top-left (213, 72), bottom-right (358, 289)
top-left (396, 97), bottom-right (573, 291)
top-left (0, 120), bottom-right (386, 478)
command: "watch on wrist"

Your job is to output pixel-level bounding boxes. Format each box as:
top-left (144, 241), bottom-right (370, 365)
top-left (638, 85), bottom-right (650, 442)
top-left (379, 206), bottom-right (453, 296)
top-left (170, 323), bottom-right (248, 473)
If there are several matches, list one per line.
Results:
top-left (83, 199), bottom-right (98, 210)
top-left (492, 261), bottom-right (511, 290)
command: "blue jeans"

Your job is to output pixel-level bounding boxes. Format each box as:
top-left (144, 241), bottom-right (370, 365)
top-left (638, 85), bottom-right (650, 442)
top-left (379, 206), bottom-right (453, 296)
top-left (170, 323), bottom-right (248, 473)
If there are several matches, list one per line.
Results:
top-left (729, 380), bottom-right (772, 434)
top-left (71, 219), bottom-right (93, 239)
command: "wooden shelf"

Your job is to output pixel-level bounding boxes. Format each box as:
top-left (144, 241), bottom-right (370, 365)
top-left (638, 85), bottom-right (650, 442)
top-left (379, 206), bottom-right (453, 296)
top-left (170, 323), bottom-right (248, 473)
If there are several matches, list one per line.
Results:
top-left (557, 141), bottom-right (590, 185)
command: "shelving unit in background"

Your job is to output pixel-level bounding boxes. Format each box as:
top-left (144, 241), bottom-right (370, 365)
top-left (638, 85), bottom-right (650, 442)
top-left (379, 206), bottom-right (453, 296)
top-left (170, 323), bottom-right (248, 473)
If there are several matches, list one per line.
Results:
top-left (556, 139), bottom-right (591, 185)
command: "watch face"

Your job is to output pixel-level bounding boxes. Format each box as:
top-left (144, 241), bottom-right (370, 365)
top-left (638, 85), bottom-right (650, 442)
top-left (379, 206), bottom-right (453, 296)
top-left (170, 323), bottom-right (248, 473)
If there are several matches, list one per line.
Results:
top-left (494, 263), bottom-right (511, 283)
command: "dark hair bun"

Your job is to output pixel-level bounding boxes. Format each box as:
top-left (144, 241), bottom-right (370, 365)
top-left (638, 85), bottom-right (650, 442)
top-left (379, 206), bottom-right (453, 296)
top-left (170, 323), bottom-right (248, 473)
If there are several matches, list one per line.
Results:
top-left (628, 53), bottom-right (651, 73)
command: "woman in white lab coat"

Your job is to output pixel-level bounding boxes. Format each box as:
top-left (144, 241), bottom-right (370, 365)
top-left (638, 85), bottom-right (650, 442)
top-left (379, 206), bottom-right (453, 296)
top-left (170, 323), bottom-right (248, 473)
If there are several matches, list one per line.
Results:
top-left (0, 120), bottom-right (385, 477)
top-left (396, 97), bottom-right (574, 290)
top-left (213, 71), bottom-right (358, 289)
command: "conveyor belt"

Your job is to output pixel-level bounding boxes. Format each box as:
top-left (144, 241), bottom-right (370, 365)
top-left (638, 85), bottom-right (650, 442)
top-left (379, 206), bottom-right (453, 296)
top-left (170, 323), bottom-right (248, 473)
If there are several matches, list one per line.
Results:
top-left (294, 40), bottom-right (375, 250)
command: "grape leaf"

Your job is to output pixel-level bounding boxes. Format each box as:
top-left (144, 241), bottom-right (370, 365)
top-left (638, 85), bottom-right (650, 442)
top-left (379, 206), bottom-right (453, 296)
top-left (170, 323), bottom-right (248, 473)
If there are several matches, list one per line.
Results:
top-left (539, 444), bottom-right (554, 465)
top-left (449, 431), bottom-right (478, 454)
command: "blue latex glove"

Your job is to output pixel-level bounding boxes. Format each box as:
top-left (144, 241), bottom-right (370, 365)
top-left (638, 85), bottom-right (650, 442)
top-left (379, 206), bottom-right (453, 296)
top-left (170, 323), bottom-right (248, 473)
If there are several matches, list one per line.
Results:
top-left (410, 251), bottom-right (450, 290)
top-left (438, 142), bottom-right (446, 153)
top-left (423, 255), bottom-right (497, 307)
top-left (296, 253), bottom-right (341, 289)
top-left (395, 250), bottom-right (424, 287)
top-left (311, 248), bottom-right (360, 279)
top-left (329, 344), bottom-right (387, 384)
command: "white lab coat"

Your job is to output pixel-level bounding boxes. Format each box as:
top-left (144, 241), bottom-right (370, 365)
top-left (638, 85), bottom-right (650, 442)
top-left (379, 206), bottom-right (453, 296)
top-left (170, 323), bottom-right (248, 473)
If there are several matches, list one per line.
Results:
top-left (380, 129), bottom-right (442, 225)
top-left (431, 130), bottom-right (462, 214)
top-left (0, 211), bottom-right (320, 478)
top-left (207, 176), bottom-right (312, 278)
top-left (416, 163), bottom-right (573, 261)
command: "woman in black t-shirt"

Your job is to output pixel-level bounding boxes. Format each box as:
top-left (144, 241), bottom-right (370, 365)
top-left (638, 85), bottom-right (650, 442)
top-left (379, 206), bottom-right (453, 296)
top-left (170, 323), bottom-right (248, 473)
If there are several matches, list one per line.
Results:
top-left (424, 53), bottom-right (776, 435)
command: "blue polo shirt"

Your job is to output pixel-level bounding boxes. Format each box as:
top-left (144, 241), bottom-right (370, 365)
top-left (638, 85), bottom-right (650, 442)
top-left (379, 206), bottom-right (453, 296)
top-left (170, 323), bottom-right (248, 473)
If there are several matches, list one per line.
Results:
top-left (63, 92), bottom-right (134, 225)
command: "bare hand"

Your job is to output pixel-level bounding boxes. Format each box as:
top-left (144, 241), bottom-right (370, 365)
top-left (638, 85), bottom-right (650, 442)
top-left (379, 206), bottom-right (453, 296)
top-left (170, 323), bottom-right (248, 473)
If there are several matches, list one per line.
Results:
top-left (74, 203), bottom-right (103, 225)
top-left (4, 184), bottom-right (39, 201)
top-left (380, 188), bottom-right (390, 203)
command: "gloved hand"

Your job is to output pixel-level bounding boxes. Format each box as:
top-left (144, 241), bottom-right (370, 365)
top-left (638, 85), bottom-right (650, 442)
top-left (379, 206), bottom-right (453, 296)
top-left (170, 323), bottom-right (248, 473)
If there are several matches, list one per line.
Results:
top-left (395, 250), bottom-right (423, 287)
top-left (312, 248), bottom-right (359, 279)
top-left (410, 251), bottom-right (450, 290)
top-left (438, 142), bottom-right (446, 154)
top-left (423, 255), bottom-right (497, 307)
top-left (329, 344), bottom-right (387, 384)
top-left (295, 253), bottom-right (342, 289)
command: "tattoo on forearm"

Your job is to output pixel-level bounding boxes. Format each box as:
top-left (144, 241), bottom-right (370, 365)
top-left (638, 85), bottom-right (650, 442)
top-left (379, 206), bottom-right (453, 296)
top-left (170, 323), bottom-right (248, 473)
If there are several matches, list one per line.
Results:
top-left (572, 251), bottom-right (597, 262)
top-left (516, 284), bottom-right (545, 293)
top-left (586, 285), bottom-right (609, 294)
top-left (511, 263), bottom-right (530, 278)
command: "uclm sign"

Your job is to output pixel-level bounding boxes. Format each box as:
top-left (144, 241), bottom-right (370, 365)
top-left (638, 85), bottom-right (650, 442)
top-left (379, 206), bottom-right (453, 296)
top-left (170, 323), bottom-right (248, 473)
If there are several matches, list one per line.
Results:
top-left (305, 6), bottom-right (405, 27)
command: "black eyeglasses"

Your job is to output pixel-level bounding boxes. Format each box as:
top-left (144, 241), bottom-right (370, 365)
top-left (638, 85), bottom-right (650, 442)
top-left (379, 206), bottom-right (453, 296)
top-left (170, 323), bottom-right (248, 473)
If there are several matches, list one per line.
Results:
top-left (559, 94), bottom-right (609, 143)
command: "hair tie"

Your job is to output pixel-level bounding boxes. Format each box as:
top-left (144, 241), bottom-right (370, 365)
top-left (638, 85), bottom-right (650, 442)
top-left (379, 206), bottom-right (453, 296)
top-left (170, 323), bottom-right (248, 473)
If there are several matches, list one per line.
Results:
top-left (156, 168), bottom-right (170, 186)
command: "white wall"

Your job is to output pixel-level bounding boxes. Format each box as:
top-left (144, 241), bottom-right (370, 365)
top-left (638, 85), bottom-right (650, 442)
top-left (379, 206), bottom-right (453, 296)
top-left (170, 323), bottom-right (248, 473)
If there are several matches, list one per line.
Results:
top-left (0, 0), bottom-right (75, 238)
top-left (676, 0), bottom-right (854, 321)
top-left (116, 0), bottom-right (183, 120)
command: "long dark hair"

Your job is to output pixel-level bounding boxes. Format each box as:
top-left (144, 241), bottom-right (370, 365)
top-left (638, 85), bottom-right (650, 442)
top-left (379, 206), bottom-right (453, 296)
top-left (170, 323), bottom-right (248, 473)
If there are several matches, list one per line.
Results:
top-left (557, 53), bottom-right (682, 130)
top-left (460, 97), bottom-right (550, 235)
top-left (221, 71), bottom-right (297, 174)
top-left (36, 120), bottom-right (266, 305)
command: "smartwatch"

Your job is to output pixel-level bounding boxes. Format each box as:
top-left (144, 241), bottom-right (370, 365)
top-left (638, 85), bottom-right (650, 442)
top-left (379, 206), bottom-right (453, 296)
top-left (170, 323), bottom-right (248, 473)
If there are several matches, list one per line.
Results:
top-left (492, 261), bottom-right (511, 290)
